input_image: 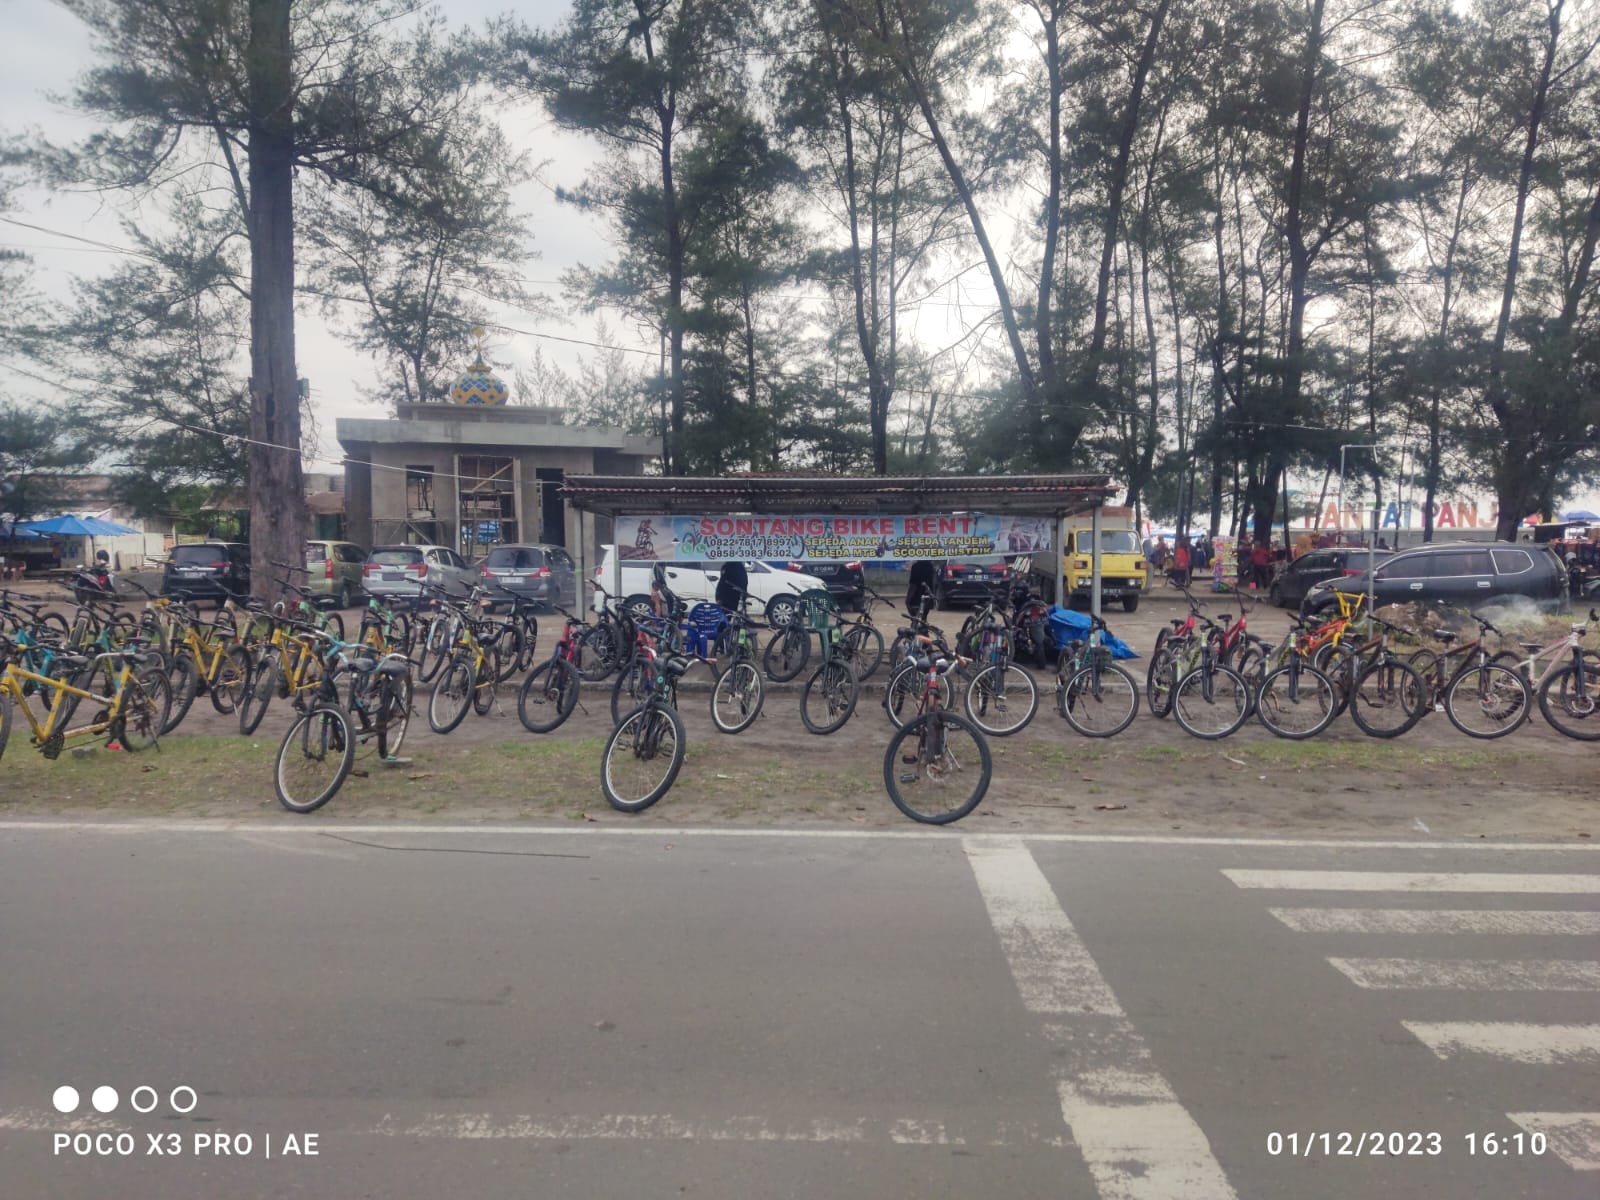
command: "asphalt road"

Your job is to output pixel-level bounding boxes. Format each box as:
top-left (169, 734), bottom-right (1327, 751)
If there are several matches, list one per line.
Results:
top-left (0, 824), bottom-right (1595, 1200)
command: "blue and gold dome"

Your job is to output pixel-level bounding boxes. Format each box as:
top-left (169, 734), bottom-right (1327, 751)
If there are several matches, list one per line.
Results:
top-left (449, 328), bottom-right (509, 406)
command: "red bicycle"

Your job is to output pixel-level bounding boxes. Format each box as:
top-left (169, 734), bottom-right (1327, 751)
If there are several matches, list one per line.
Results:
top-left (516, 606), bottom-right (586, 733)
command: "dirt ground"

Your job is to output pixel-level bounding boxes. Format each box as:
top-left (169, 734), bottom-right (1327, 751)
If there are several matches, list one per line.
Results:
top-left (1, 581), bottom-right (1594, 838)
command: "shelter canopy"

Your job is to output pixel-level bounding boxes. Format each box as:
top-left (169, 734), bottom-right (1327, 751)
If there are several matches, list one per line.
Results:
top-left (560, 473), bottom-right (1116, 518)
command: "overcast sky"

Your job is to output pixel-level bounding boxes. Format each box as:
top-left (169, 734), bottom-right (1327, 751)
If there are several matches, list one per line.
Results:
top-left (0, 0), bottom-right (638, 468)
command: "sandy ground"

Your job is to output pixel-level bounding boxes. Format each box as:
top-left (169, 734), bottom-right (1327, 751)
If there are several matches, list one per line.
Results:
top-left (2, 580), bottom-right (1594, 838)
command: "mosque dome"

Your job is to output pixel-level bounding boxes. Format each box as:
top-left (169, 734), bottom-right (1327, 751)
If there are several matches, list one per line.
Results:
top-left (449, 328), bottom-right (509, 406)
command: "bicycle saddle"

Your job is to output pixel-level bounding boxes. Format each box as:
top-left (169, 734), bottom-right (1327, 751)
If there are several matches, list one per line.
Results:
top-left (664, 654), bottom-right (693, 678)
top-left (1435, 630), bottom-right (1457, 643)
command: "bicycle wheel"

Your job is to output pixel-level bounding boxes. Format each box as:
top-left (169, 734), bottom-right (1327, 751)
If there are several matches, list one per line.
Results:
top-left (238, 654), bottom-right (278, 736)
top-left (965, 662), bottom-right (1039, 737)
top-left (711, 659), bottom-right (764, 734)
top-left (415, 617), bottom-right (451, 683)
top-left (428, 655), bottom-right (475, 734)
top-left (575, 624), bottom-right (619, 681)
top-left (492, 625), bottom-right (522, 683)
top-left (1172, 663), bottom-right (1251, 739)
top-left (1059, 660), bottom-right (1138, 738)
top-left (1538, 664), bottom-right (1600, 740)
top-left (518, 658), bottom-right (581, 734)
top-left (1145, 641), bottom-right (1182, 719)
top-left (886, 633), bottom-right (914, 676)
top-left (322, 612), bottom-right (346, 643)
top-left (610, 659), bottom-right (651, 726)
top-left (800, 659), bottom-right (859, 735)
top-left (602, 704), bottom-right (686, 812)
top-left (274, 706), bottom-right (354, 813)
top-left (1407, 649), bottom-right (1443, 706)
top-left (1443, 661), bottom-right (1530, 739)
top-left (838, 624), bottom-right (884, 680)
top-left (884, 662), bottom-right (952, 729)
top-left (884, 710), bottom-right (992, 825)
top-left (114, 670), bottom-right (171, 751)
top-left (365, 671), bottom-right (413, 760)
top-left (1231, 637), bottom-right (1268, 699)
top-left (160, 654), bottom-right (200, 734)
top-left (762, 626), bottom-right (810, 682)
top-left (472, 643), bottom-right (502, 715)
top-left (1255, 662), bottom-right (1337, 740)
top-left (208, 646), bottom-right (251, 715)
top-left (1348, 659), bottom-right (1427, 739)
top-left (0, 695), bottom-right (11, 762)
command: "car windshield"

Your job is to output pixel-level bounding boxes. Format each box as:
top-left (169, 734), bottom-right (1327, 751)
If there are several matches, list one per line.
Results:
top-left (370, 547), bottom-right (423, 566)
top-left (172, 545), bottom-right (227, 567)
top-left (485, 547), bottom-right (543, 569)
top-left (1076, 531), bottom-right (1140, 554)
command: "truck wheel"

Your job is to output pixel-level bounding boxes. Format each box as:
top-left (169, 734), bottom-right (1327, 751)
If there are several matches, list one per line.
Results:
top-left (1121, 594), bottom-right (1140, 614)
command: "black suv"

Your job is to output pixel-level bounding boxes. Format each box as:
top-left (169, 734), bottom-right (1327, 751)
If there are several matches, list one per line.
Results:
top-left (1270, 547), bottom-right (1390, 609)
top-left (1304, 541), bottom-right (1566, 614)
top-left (162, 542), bottom-right (251, 605)
top-left (803, 561), bottom-right (867, 612)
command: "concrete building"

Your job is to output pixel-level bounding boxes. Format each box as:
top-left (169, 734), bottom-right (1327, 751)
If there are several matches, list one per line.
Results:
top-left (335, 341), bottom-right (659, 563)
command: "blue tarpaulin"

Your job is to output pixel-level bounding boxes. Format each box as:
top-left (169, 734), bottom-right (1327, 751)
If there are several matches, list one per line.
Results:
top-left (1046, 605), bottom-right (1139, 659)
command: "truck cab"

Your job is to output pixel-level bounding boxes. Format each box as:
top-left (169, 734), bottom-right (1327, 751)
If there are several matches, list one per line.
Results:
top-left (1032, 508), bottom-right (1147, 612)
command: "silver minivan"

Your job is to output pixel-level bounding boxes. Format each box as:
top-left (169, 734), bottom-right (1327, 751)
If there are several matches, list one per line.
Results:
top-left (362, 544), bottom-right (475, 600)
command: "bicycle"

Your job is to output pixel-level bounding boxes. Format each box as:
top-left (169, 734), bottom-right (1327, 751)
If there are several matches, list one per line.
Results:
top-left (1171, 609), bottom-right (1252, 739)
top-left (710, 595), bottom-right (766, 734)
top-left (963, 609), bottom-right (1038, 737)
top-left (834, 581), bottom-right (888, 680)
top-left (516, 603), bottom-right (587, 734)
top-left (882, 637), bottom-right (993, 824)
top-left (1054, 614), bottom-right (1138, 737)
top-left (578, 585), bottom-right (639, 681)
top-left (600, 644), bottom-right (690, 813)
top-left (1326, 616), bottom-right (1430, 739)
top-left (799, 590), bottom-right (860, 736)
top-left (0, 641), bottom-right (171, 762)
top-left (1250, 620), bottom-right (1339, 740)
top-left (1405, 616), bottom-right (1530, 739)
top-left (761, 582), bottom-right (814, 682)
top-left (427, 588), bottom-right (505, 734)
top-left (1491, 607), bottom-right (1600, 740)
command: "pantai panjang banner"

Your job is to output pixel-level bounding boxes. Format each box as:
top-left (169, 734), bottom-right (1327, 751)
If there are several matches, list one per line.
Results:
top-left (615, 514), bottom-right (1053, 562)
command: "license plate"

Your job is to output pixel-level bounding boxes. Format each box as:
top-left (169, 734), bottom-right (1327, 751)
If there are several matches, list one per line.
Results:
top-left (383, 572), bottom-right (402, 582)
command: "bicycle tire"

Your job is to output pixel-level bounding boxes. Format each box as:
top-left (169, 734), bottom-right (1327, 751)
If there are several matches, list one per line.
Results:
top-left (472, 643), bottom-right (502, 715)
top-left (1172, 663), bottom-right (1251, 739)
top-left (492, 625), bottom-right (523, 683)
top-left (883, 661), bottom-right (952, 729)
top-left (238, 654), bottom-right (278, 736)
top-left (1254, 662), bottom-right (1337, 740)
top-left (275, 706), bottom-right (354, 813)
top-left (575, 624), bottom-right (619, 681)
top-left (1058, 660), bottom-right (1138, 738)
top-left (114, 670), bottom-right (172, 751)
top-left (207, 646), bottom-right (251, 715)
top-left (323, 612), bottom-right (346, 643)
top-left (1443, 661), bottom-right (1530, 739)
top-left (1538, 663), bottom-right (1600, 740)
top-left (428, 655), bottom-right (476, 734)
top-left (1407, 649), bottom-right (1443, 704)
top-left (415, 617), bottom-right (451, 683)
top-left (1347, 659), bottom-right (1427, 739)
top-left (884, 710), bottom-right (992, 825)
top-left (965, 662), bottom-right (1039, 737)
top-left (800, 659), bottom-right (859, 735)
top-left (1145, 640), bottom-right (1183, 719)
top-left (610, 659), bottom-right (652, 726)
top-left (839, 624), bottom-right (885, 680)
top-left (518, 658), bottom-right (581, 734)
top-left (157, 653), bottom-right (200, 734)
top-left (710, 659), bottom-right (764, 733)
top-left (602, 704), bottom-right (686, 812)
top-left (762, 625), bottom-right (810, 682)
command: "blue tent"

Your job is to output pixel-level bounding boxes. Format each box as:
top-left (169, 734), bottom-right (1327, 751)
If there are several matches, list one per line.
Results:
top-left (21, 514), bottom-right (140, 537)
top-left (0, 521), bottom-right (45, 541)
top-left (1562, 510), bottom-right (1600, 522)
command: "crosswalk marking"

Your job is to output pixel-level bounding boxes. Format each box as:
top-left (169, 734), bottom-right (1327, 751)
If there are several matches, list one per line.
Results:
top-left (1268, 908), bottom-right (1600, 935)
top-left (1403, 1022), bottom-right (1600, 1065)
top-left (1224, 870), bottom-right (1600, 893)
top-left (1506, 1113), bottom-right (1600, 1170)
top-left (966, 837), bottom-right (1238, 1200)
top-left (1328, 957), bottom-right (1600, 991)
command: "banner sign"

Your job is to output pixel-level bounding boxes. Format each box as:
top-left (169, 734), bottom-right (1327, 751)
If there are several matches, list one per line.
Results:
top-left (616, 514), bottom-right (1054, 563)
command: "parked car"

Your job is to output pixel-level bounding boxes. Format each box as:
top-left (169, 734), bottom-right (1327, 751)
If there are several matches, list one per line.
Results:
top-left (162, 542), bottom-right (250, 605)
top-left (476, 543), bottom-right (578, 611)
top-left (362, 544), bottom-right (476, 601)
top-left (304, 539), bottom-right (367, 609)
top-left (784, 560), bottom-right (866, 612)
top-left (1269, 547), bottom-right (1390, 609)
top-left (592, 547), bottom-right (829, 624)
top-left (917, 556), bottom-right (1015, 609)
top-left (1303, 541), bottom-right (1567, 614)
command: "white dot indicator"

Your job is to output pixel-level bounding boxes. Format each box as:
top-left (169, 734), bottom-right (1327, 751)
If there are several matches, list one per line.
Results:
top-left (170, 1086), bottom-right (197, 1114)
top-left (52, 1086), bottom-right (80, 1114)
top-left (130, 1086), bottom-right (158, 1114)
top-left (91, 1086), bottom-right (119, 1113)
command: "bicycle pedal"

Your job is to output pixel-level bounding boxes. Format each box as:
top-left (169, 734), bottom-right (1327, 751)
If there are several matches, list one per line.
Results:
top-left (898, 772), bottom-right (918, 783)
top-left (900, 753), bottom-right (918, 764)
top-left (348, 768), bottom-right (369, 780)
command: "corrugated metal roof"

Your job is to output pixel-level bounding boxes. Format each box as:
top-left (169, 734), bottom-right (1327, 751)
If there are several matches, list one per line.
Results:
top-left (560, 473), bottom-right (1117, 515)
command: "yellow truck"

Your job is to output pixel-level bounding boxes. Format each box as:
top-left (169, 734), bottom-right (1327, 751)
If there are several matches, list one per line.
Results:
top-left (1033, 507), bottom-right (1148, 612)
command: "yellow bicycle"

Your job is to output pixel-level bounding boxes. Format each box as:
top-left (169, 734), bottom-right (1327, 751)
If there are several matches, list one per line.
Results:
top-left (0, 646), bottom-right (172, 762)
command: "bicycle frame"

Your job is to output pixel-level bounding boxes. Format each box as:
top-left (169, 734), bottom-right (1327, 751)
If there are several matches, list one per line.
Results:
top-left (1, 655), bottom-right (143, 748)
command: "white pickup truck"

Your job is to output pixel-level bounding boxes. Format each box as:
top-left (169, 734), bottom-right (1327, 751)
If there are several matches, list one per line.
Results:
top-left (592, 546), bottom-right (829, 624)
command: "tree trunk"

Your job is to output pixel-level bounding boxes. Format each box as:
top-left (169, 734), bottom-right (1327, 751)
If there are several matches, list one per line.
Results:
top-left (246, 0), bottom-right (305, 603)
top-left (661, 108), bottom-right (685, 477)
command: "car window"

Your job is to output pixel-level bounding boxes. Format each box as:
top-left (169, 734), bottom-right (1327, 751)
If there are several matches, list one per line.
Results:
top-left (486, 547), bottom-right (543, 569)
top-left (1492, 548), bottom-right (1533, 575)
top-left (1427, 549), bottom-right (1493, 576)
top-left (1298, 552), bottom-right (1329, 571)
top-left (550, 549), bottom-right (573, 569)
top-left (305, 542), bottom-right (326, 560)
top-left (338, 544), bottom-right (364, 563)
top-left (1374, 555), bottom-right (1424, 582)
top-left (171, 545), bottom-right (225, 567)
top-left (449, 550), bottom-right (468, 569)
top-left (370, 547), bottom-right (422, 566)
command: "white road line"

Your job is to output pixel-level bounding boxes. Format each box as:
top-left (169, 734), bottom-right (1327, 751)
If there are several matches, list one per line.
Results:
top-left (0, 820), bottom-right (1597, 851)
top-left (368, 1112), bottom-right (1068, 1148)
top-left (1268, 908), bottom-right (1600, 935)
top-left (1403, 1022), bottom-right (1600, 1065)
top-left (1328, 957), bottom-right (1600, 991)
top-left (965, 836), bottom-right (1238, 1200)
top-left (1506, 1113), bottom-right (1600, 1170)
top-left (1226, 870), bottom-right (1600, 893)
